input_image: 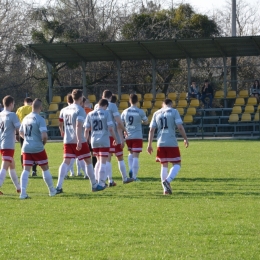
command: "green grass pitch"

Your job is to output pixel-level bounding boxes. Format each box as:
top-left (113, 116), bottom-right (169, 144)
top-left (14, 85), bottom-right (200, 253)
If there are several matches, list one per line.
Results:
top-left (0, 140), bottom-right (260, 259)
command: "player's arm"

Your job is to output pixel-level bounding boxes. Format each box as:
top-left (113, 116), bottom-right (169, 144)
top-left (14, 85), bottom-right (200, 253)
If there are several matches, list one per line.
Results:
top-left (147, 127), bottom-right (155, 154)
top-left (115, 116), bottom-right (127, 133)
top-left (177, 124), bottom-right (189, 148)
top-left (84, 127), bottom-right (90, 141)
top-left (41, 132), bottom-right (48, 145)
top-left (19, 124), bottom-right (24, 139)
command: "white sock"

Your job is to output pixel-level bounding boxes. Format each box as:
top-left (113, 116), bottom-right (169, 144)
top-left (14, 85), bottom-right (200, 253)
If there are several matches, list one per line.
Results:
top-left (128, 154), bottom-right (133, 172)
top-left (76, 158), bottom-right (81, 174)
top-left (79, 160), bottom-right (87, 176)
top-left (86, 164), bottom-right (97, 187)
top-left (57, 162), bottom-right (69, 189)
top-left (118, 160), bottom-right (127, 181)
top-left (94, 161), bottom-right (100, 181)
top-left (161, 167), bottom-right (168, 191)
top-left (0, 168), bottom-right (7, 186)
top-left (20, 170), bottom-right (30, 196)
top-left (99, 163), bottom-right (106, 187)
top-left (9, 169), bottom-right (20, 190)
top-left (42, 170), bottom-right (54, 192)
top-left (132, 158), bottom-right (139, 179)
top-left (68, 158), bottom-right (75, 175)
top-left (166, 165), bottom-right (181, 183)
top-left (106, 161), bottom-right (113, 183)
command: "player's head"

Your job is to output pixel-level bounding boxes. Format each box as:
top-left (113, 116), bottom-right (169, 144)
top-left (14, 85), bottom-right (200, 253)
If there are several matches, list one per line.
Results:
top-left (111, 94), bottom-right (117, 103)
top-left (67, 93), bottom-right (73, 105)
top-left (102, 90), bottom-right (112, 101)
top-left (32, 98), bottom-right (42, 112)
top-left (129, 94), bottom-right (138, 105)
top-left (3, 95), bottom-right (15, 110)
top-left (98, 99), bottom-right (109, 109)
top-left (72, 89), bottom-right (83, 102)
top-left (24, 97), bottom-right (33, 105)
top-left (163, 98), bottom-right (173, 107)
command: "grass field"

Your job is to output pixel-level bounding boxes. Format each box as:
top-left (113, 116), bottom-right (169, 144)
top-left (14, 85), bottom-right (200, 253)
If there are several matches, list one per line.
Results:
top-left (0, 140), bottom-right (260, 260)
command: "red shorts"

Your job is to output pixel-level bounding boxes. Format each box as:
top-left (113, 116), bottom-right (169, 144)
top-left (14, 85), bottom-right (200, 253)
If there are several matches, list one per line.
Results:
top-left (93, 147), bottom-right (109, 157)
top-left (64, 142), bottom-right (91, 160)
top-left (109, 137), bottom-right (123, 157)
top-left (156, 147), bottom-right (181, 164)
top-left (126, 139), bottom-right (143, 153)
top-left (23, 150), bottom-right (48, 166)
top-left (0, 149), bottom-right (14, 162)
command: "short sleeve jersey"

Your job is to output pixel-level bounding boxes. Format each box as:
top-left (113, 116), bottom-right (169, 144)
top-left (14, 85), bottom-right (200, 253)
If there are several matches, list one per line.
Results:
top-left (16, 105), bottom-right (32, 122)
top-left (84, 109), bottom-right (113, 148)
top-left (121, 106), bottom-right (148, 139)
top-left (149, 107), bottom-right (182, 147)
top-left (106, 102), bottom-right (121, 143)
top-left (59, 104), bottom-right (86, 144)
top-left (19, 112), bottom-right (47, 153)
top-left (0, 110), bottom-right (20, 149)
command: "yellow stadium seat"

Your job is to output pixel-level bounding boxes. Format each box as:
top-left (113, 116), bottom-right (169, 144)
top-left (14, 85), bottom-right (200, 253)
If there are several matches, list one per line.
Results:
top-left (244, 105), bottom-right (255, 114)
top-left (118, 109), bottom-right (124, 114)
top-left (47, 104), bottom-right (58, 112)
top-left (231, 106), bottom-right (242, 114)
top-left (214, 91), bottom-right (224, 99)
top-left (63, 96), bottom-right (68, 103)
top-left (179, 92), bottom-right (187, 100)
top-left (147, 114), bottom-right (153, 122)
top-left (234, 98), bottom-right (245, 106)
top-left (118, 101), bottom-right (128, 109)
top-left (247, 97), bottom-right (257, 106)
top-left (88, 94), bottom-right (96, 103)
top-left (142, 101), bottom-right (153, 109)
top-left (183, 115), bottom-right (193, 124)
top-left (120, 94), bottom-right (129, 101)
top-left (155, 93), bottom-right (165, 101)
top-left (55, 111), bottom-right (60, 117)
top-left (176, 107), bottom-right (184, 116)
top-left (238, 90), bottom-right (249, 98)
top-left (186, 107), bottom-right (196, 116)
top-left (189, 99), bottom-right (200, 108)
top-left (150, 108), bottom-right (158, 115)
top-left (167, 92), bottom-right (177, 101)
top-left (228, 114), bottom-right (239, 123)
top-left (45, 119), bottom-right (49, 126)
top-left (142, 108), bottom-right (148, 115)
top-left (254, 113), bottom-right (259, 121)
top-left (257, 105), bottom-right (260, 111)
top-left (226, 90), bottom-right (237, 99)
top-left (49, 118), bottom-right (60, 127)
top-left (51, 96), bottom-right (61, 104)
top-left (48, 114), bottom-right (58, 119)
top-left (144, 93), bottom-right (153, 101)
top-left (136, 94), bottom-right (142, 102)
top-left (153, 100), bottom-right (163, 109)
top-left (177, 100), bottom-right (188, 108)
top-left (241, 113), bottom-right (251, 122)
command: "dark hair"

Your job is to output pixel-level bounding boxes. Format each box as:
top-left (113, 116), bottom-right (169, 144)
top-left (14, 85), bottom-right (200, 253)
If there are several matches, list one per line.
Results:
top-left (253, 80), bottom-right (260, 88)
top-left (72, 89), bottom-right (83, 101)
top-left (32, 98), bottom-right (42, 110)
top-left (129, 93), bottom-right (138, 104)
top-left (111, 94), bottom-right (117, 103)
top-left (102, 90), bottom-right (112, 99)
top-left (3, 95), bottom-right (14, 107)
top-left (98, 99), bottom-right (109, 107)
top-left (67, 93), bottom-right (73, 104)
top-left (24, 97), bottom-right (33, 104)
top-left (163, 98), bottom-right (172, 106)
top-left (82, 96), bottom-right (86, 103)
top-left (204, 79), bottom-right (209, 83)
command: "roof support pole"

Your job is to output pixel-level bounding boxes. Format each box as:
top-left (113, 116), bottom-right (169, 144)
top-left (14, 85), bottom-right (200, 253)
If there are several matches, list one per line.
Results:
top-left (231, 0), bottom-right (237, 91)
top-left (187, 57), bottom-right (191, 90)
top-left (152, 59), bottom-right (157, 99)
top-left (82, 61), bottom-right (87, 97)
top-left (223, 57), bottom-right (227, 108)
top-left (116, 60), bottom-right (121, 99)
top-left (46, 62), bottom-right (53, 104)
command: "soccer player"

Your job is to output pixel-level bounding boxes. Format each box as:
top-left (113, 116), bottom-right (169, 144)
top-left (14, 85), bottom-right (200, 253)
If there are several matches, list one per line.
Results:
top-left (84, 99), bottom-right (117, 188)
top-left (56, 89), bottom-right (99, 193)
top-left (0, 95), bottom-right (21, 195)
top-left (121, 94), bottom-right (148, 181)
top-left (19, 98), bottom-right (56, 199)
top-left (101, 90), bottom-right (134, 186)
top-left (16, 97), bottom-right (38, 176)
top-left (147, 98), bottom-right (189, 195)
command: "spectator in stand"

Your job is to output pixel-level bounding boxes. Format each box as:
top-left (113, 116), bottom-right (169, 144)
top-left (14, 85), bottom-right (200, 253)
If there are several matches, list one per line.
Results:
top-left (188, 80), bottom-right (201, 100)
top-left (201, 79), bottom-right (214, 108)
top-left (250, 80), bottom-right (260, 102)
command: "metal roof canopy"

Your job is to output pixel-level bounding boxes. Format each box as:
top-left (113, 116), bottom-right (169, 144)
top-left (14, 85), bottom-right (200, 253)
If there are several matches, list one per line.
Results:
top-left (29, 36), bottom-right (260, 103)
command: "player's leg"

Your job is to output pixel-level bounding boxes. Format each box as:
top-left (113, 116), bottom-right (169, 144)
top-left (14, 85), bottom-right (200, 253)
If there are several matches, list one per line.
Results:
top-left (128, 152), bottom-right (133, 178)
top-left (132, 152), bottom-right (140, 181)
top-left (160, 162), bottom-right (169, 195)
top-left (0, 150), bottom-right (13, 193)
top-left (166, 162), bottom-right (181, 183)
top-left (32, 162), bottom-right (37, 177)
top-left (20, 153), bottom-right (33, 199)
top-left (116, 153), bottom-right (134, 184)
top-left (8, 158), bottom-right (21, 193)
top-left (106, 137), bottom-right (114, 184)
top-left (41, 163), bottom-right (56, 196)
top-left (96, 155), bottom-right (107, 189)
top-left (67, 158), bottom-right (75, 177)
top-left (0, 160), bottom-right (11, 194)
top-left (76, 158), bottom-right (82, 176)
top-left (56, 158), bottom-right (71, 193)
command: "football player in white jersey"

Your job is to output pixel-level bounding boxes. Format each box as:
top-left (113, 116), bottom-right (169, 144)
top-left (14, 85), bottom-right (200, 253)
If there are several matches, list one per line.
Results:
top-left (147, 98), bottom-right (189, 195)
top-left (121, 94), bottom-right (148, 180)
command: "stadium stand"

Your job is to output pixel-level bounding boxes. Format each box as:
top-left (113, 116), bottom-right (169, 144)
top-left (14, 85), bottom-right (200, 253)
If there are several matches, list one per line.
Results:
top-left (214, 90), bottom-right (224, 99)
top-left (238, 90), bottom-right (249, 98)
top-left (231, 106), bottom-right (242, 114)
top-left (118, 101), bottom-right (128, 110)
top-left (228, 114), bottom-right (239, 123)
top-left (179, 92), bottom-right (187, 100)
top-left (241, 113), bottom-right (251, 122)
top-left (143, 93), bottom-right (153, 101)
top-left (254, 113), bottom-right (259, 121)
top-left (142, 100), bottom-right (153, 109)
top-left (189, 99), bottom-right (200, 108)
top-left (167, 92), bottom-right (177, 101)
top-left (120, 94), bottom-right (129, 101)
top-left (150, 108), bottom-right (158, 115)
top-left (234, 98), bottom-right (245, 106)
top-left (176, 107), bottom-right (184, 116)
top-left (177, 100), bottom-right (188, 108)
top-left (153, 100), bottom-right (163, 109)
top-left (186, 107), bottom-right (196, 116)
top-left (88, 95), bottom-right (96, 103)
top-left (226, 90), bottom-right (237, 99)
top-left (47, 103), bottom-right (59, 113)
top-left (244, 105), bottom-right (255, 114)
top-left (136, 93), bottom-right (142, 102)
top-left (51, 96), bottom-right (61, 104)
top-left (246, 97), bottom-right (257, 106)
top-left (155, 93), bottom-right (165, 101)
top-left (183, 115), bottom-right (193, 124)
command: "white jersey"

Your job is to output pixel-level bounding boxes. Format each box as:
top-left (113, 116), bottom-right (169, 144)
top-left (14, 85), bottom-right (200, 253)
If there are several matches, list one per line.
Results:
top-left (84, 108), bottom-right (113, 148)
top-left (121, 106), bottom-right (148, 139)
top-left (0, 110), bottom-right (20, 149)
top-left (59, 104), bottom-right (86, 144)
top-left (106, 102), bottom-right (121, 143)
top-left (149, 107), bottom-right (182, 147)
top-left (19, 112), bottom-right (47, 153)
